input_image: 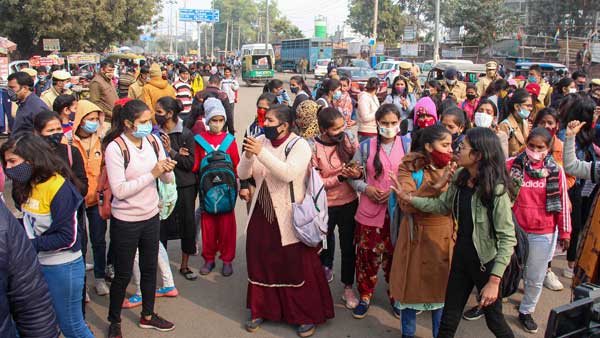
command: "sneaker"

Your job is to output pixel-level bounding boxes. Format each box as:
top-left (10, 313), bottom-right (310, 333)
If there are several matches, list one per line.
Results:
top-left (352, 299), bottom-right (370, 319)
top-left (108, 322), bottom-right (122, 338)
top-left (391, 303), bottom-right (401, 319)
top-left (342, 287), bottom-right (359, 309)
top-left (199, 262), bottom-right (215, 275)
top-left (105, 264), bottom-right (115, 282)
top-left (139, 313), bottom-right (175, 332)
top-left (222, 263), bottom-right (233, 277)
top-left (323, 267), bottom-right (334, 283)
top-left (245, 318), bottom-right (264, 333)
top-left (85, 263), bottom-right (94, 271)
top-left (463, 305), bottom-right (484, 321)
top-left (297, 324), bottom-right (316, 337)
top-left (95, 279), bottom-right (110, 296)
top-left (518, 312), bottom-right (539, 333)
top-left (563, 266), bottom-right (574, 279)
top-left (544, 270), bottom-right (564, 291)
top-left (155, 286), bottom-right (178, 297)
top-left (122, 294), bottom-right (142, 309)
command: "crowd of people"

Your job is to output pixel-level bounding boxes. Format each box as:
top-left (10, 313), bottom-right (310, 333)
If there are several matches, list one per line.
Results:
top-left (1, 56), bottom-right (600, 338)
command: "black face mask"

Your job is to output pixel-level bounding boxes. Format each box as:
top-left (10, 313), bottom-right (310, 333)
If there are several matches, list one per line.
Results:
top-left (422, 89), bottom-right (431, 97)
top-left (466, 93), bottom-right (477, 101)
top-left (263, 124), bottom-right (282, 141)
top-left (155, 114), bottom-right (168, 126)
top-left (43, 132), bottom-right (64, 148)
top-left (329, 132), bottom-right (345, 143)
top-left (577, 84), bottom-right (586, 92)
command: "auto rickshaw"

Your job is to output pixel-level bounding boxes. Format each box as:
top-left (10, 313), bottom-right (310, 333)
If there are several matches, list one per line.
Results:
top-left (241, 54), bottom-right (274, 86)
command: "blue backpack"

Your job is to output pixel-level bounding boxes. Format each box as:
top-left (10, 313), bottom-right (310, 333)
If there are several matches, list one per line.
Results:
top-left (194, 134), bottom-right (237, 214)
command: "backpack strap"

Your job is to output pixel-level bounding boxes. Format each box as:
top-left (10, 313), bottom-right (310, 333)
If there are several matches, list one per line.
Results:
top-left (359, 138), bottom-right (371, 181)
top-left (114, 137), bottom-right (130, 170)
top-left (194, 134), bottom-right (215, 154)
top-left (284, 137), bottom-right (302, 203)
top-left (217, 133), bottom-right (235, 152)
top-left (146, 135), bottom-right (160, 159)
top-left (66, 144), bottom-right (73, 167)
top-left (500, 119), bottom-right (514, 138)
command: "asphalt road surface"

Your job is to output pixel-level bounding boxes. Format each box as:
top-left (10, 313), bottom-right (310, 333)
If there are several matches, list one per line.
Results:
top-left (82, 73), bottom-right (572, 338)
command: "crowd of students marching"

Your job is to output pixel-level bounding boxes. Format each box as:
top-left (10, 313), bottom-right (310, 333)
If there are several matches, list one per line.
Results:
top-left (2, 58), bottom-right (600, 338)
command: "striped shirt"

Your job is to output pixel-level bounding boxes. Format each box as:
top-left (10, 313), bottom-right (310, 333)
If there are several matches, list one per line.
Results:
top-left (173, 80), bottom-right (193, 114)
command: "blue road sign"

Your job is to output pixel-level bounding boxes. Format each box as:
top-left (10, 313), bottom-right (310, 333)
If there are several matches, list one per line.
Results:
top-left (179, 8), bottom-right (220, 23)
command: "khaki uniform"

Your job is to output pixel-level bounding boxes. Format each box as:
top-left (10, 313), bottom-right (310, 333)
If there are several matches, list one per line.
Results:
top-left (41, 86), bottom-right (73, 109)
top-left (442, 80), bottom-right (467, 102)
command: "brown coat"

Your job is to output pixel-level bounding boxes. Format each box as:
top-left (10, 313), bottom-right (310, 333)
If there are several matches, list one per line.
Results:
top-left (498, 113), bottom-right (529, 157)
top-left (88, 73), bottom-right (118, 118)
top-left (390, 152), bottom-right (455, 304)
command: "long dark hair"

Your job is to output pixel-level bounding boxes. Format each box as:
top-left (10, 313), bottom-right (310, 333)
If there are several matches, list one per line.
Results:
top-left (410, 124), bottom-right (451, 156)
top-left (502, 88), bottom-right (530, 121)
top-left (33, 110), bottom-right (62, 134)
top-left (390, 76), bottom-right (409, 98)
top-left (317, 78), bottom-right (340, 99)
top-left (373, 104), bottom-right (401, 179)
top-left (290, 75), bottom-right (311, 95)
top-left (263, 79), bottom-right (284, 93)
top-left (456, 127), bottom-right (516, 209)
top-left (157, 96), bottom-right (183, 123)
top-left (317, 107), bottom-right (354, 163)
top-left (365, 77), bottom-right (380, 92)
top-left (103, 99), bottom-right (149, 151)
top-left (561, 94), bottom-right (596, 148)
top-left (0, 133), bottom-right (81, 205)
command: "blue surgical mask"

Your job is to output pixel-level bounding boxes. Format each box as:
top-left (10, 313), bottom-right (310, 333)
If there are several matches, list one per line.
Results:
top-left (81, 120), bottom-right (99, 133)
top-left (517, 108), bottom-right (531, 119)
top-left (528, 76), bottom-right (537, 83)
top-left (333, 91), bottom-right (342, 100)
top-left (132, 122), bottom-right (153, 139)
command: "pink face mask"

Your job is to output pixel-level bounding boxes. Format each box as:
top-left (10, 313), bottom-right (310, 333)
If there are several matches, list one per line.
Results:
top-left (0, 166), bottom-right (5, 193)
top-left (525, 147), bottom-right (548, 163)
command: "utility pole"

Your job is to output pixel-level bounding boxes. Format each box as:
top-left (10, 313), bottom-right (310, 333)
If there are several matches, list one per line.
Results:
top-left (168, 1), bottom-right (174, 54)
top-left (433, 0), bottom-right (440, 63)
top-left (237, 23), bottom-right (241, 51)
top-left (370, 0), bottom-right (378, 64)
top-left (184, 0), bottom-right (187, 56)
top-left (197, 22), bottom-right (201, 61)
top-left (265, 0), bottom-right (270, 51)
top-left (175, 4), bottom-right (179, 58)
top-left (210, 0), bottom-right (214, 61)
top-left (231, 21), bottom-right (235, 52)
top-left (225, 20), bottom-right (229, 54)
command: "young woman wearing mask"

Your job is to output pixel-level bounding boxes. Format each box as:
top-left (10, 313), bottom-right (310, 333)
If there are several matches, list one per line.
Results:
top-left (290, 75), bottom-right (312, 113)
top-left (460, 83), bottom-right (480, 122)
top-left (347, 104), bottom-right (406, 319)
top-left (507, 127), bottom-right (571, 334)
top-left (413, 96), bottom-right (438, 131)
top-left (263, 79), bottom-right (291, 106)
top-left (312, 107), bottom-right (360, 309)
top-left (551, 78), bottom-right (576, 109)
top-left (357, 77), bottom-right (382, 142)
top-left (239, 104), bottom-right (334, 337)
top-left (498, 88), bottom-right (533, 157)
top-left (440, 107), bottom-right (468, 153)
top-left (389, 124), bottom-right (455, 338)
top-left (102, 99), bottom-right (177, 337)
top-left (385, 76), bottom-right (416, 125)
top-left (0, 133), bottom-right (94, 338)
top-left (334, 77), bottom-right (357, 127)
top-left (391, 127), bottom-right (517, 338)
top-left (316, 78), bottom-right (341, 109)
top-left (473, 98), bottom-right (509, 158)
top-left (52, 94), bottom-right (78, 143)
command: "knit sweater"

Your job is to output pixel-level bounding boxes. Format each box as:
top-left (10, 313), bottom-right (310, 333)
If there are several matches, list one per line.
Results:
top-left (563, 135), bottom-right (600, 183)
top-left (357, 91), bottom-right (380, 134)
top-left (105, 133), bottom-right (174, 222)
top-left (237, 133), bottom-right (311, 246)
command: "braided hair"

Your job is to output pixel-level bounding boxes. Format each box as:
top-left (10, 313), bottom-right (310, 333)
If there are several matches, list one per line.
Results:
top-left (373, 104), bottom-right (401, 178)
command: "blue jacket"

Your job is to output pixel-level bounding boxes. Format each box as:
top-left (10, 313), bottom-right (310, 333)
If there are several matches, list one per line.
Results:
top-left (11, 92), bottom-right (49, 136)
top-left (0, 200), bottom-right (58, 337)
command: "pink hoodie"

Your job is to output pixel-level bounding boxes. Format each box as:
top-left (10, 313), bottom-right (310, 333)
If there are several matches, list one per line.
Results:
top-left (413, 96), bottom-right (438, 124)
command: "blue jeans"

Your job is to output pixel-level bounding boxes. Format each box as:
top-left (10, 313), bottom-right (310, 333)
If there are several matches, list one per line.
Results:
top-left (401, 308), bottom-right (443, 337)
top-left (41, 256), bottom-right (94, 338)
top-left (87, 205), bottom-right (110, 279)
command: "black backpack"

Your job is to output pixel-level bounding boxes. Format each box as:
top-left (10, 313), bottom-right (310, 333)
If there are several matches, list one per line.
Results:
top-left (486, 198), bottom-right (529, 298)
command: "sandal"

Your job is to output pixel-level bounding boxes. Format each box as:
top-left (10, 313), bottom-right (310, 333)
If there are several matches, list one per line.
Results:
top-left (179, 267), bottom-right (198, 281)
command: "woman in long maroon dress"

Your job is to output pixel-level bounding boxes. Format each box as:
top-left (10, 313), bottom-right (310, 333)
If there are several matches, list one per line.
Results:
top-left (238, 104), bottom-right (334, 337)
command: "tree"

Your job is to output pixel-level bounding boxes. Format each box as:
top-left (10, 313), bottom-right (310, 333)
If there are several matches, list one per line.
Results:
top-left (527, 0), bottom-right (600, 38)
top-left (347, 0), bottom-right (407, 45)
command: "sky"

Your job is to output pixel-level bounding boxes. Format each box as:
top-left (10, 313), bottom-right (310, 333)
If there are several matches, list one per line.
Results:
top-left (161, 0), bottom-right (350, 39)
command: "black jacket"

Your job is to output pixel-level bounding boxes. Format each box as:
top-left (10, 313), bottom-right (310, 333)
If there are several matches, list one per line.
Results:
top-left (0, 200), bottom-right (59, 337)
top-left (164, 120), bottom-right (197, 188)
top-left (55, 144), bottom-right (89, 197)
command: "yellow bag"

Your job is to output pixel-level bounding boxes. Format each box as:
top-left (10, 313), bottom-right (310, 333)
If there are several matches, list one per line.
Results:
top-left (191, 74), bottom-right (204, 95)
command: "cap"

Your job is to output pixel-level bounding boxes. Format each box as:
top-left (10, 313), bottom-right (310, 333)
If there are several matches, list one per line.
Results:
top-left (204, 97), bottom-right (227, 122)
top-left (486, 61), bottom-right (498, 70)
top-left (525, 83), bottom-right (541, 97)
top-left (22, 68), bottom-right (37, 77)
top-left (52, 70), bottom-right (71, 81)
top-left (444, 67), bottom-right (458, 80)
top-left (590, 79), bottom-right (600, 86)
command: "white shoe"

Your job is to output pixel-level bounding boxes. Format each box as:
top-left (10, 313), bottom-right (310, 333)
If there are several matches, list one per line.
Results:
top-left (544, 270), bottom-right (564, 291)
top-left (85, 263), bottom-right (94, 271)
top-left (95, 279), bottom-right (110, 296)
top-left (85, 290), bottom-right (90, 303)
top-left (563, 267), bottom-right (574, 279)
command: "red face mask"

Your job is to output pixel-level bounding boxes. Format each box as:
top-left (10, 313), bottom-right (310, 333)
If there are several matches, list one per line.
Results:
top-left (430, 149), bottom-right (453, 168)
top-left (546, 126), bottom-right (558, 138)
top-left (417, 117), bottom-right (435, 129)
top-left (257, 108), bottom-right (267, 127)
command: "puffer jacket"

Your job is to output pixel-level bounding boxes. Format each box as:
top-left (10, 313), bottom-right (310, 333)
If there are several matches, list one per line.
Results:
top-left (72, 100), bottom-right (104, 207)
top-left (0, 200), bottom-right (59, 338)
top-left (143, 78), bottom-right (176, 113)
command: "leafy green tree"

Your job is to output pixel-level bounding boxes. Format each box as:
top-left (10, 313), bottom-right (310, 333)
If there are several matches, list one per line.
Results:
top-left (526, 0), bottom-right (600, 38)
top-left (347, 0), bottom-right (407, 45)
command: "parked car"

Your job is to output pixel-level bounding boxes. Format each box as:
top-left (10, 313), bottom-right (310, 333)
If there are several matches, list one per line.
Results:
top-left (314, 59), bottom-right (331, 79)
top-left (374, 60), bottom-right (413, 86)
top-left (337, 67), bottom-right (388, 102)
top-left (425, 62), bottom-right (487, 84)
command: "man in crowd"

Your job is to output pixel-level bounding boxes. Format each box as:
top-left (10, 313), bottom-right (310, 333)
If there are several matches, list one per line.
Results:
top-left (572, 70), bottom-right (588, 92)
top-left (128, 65), bottom-right (150, 100)
top-left (89, 60), bottom-right (118, 121)
top-left (117, 66), bottom-right (136, 99)
top-left (476, 61), bottom-right (499, 96)
top-left (41, 70), bottom-right (72, 108)
top-left (195, 74), bottom-right (234, 133)
top-left (173, 66), bottom-right (193, 119)
top-left (7, 71), bottom-right (49, 135)
top-left (576, 42), bottom-right (592, 74)
top-left (525, 64), bottom-right (552, 107)
top-left (34, 66), bottom-right (51, 96)
top-left (442, 66), bottom-right (467, 102)
top-left (143, 63), bottom-right (176, 114)
top-left (220, 66), bottom-right (239, 113)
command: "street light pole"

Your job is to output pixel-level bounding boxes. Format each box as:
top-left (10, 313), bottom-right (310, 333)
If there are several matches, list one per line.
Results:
top-left (371, 0), bottom-right (378, 63)
top-left (433, 0), bottom-right (440, 63)
top-left (265, 0), bottom-right (270, 52)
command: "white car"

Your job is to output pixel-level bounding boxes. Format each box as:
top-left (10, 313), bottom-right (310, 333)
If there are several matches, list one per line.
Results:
top-left (314, 59), bottom-right (330, 79)
top-left (374, 60), bottom-right (412, 86)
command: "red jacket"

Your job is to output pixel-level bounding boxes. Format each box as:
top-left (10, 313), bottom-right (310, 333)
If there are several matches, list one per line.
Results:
top-left (192, 131), bottom-right (240, 177)
top-left (506, 158), bottom-right (571, 239)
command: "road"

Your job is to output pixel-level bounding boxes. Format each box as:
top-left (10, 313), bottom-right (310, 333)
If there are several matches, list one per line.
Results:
top-left (83, 73), bottom-right (571, 338)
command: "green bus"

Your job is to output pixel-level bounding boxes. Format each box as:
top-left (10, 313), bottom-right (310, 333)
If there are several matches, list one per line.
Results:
top-left (241, 43), bottom-right (275, 86)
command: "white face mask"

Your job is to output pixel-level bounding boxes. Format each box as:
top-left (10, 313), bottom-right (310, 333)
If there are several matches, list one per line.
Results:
top-left (474, 112), bottom-right (494, 128)
top-left (377, 124), bottom-right (400, 138)
top-left (568, 87), bottom-right (577, 94)
top-left (208, 121), bottom-right (225, 134)
top-left (446, 79), bottom-right (457, 85)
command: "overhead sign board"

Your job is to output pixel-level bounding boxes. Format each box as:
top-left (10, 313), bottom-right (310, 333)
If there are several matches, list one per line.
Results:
top-left (179, 9), bottom-right (220, 23)
top-left (43, 39), bottom-right (60, 51)
top-left (403, 26), bottom-right (416, 41)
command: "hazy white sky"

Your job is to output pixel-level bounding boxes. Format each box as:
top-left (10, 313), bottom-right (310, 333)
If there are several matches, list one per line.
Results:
top-left (164, 0), bottom-right (350, 38)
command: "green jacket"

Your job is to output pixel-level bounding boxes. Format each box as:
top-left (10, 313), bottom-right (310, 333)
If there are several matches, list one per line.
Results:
top-left (411, 171), bottom-right (517, 278)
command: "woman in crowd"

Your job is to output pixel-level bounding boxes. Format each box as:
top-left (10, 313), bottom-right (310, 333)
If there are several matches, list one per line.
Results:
top-left (424, 80), bottom-right (445, 113)
top-left (0, 133), bottom-right (94, 338)
top-left (506, 127), bottom-right (571, 333)
top-left (391, 127), bottom-right (516, 338)
top-left (295, 100), bottom-right (320, 139)
top-left (460, 83), bottom-right (480, 122)
top-left (472, 98), bottom-right (509, 157)
top-left (357, 77), bottom-right (381, 142)
top-left (239, 104), bottom-right (334, 337)
top-left (499, 88), bottom-right (533, 157)
top-left (347, 104), bottom-right (406, 319)
top-left (334, 76), bottom-right (356, 127)
top-left (413, 96), bottom-right (438, 131)
top-left (316, 78), bottom-right (341, 109)
top-left (482, 79), bottom-right (509, 118)
top-left (103, 99), bottom-right (176, 337)
top-left (311, 107), bottom-right (360, 308)
top-left (551, 77), bottom-right (576, 109)
top-left (384, 76), bottom-right (416, 126)
top-left (52, 94), bottom-right (78, 143)
top-left (263, 79), bottom-right (291, 105)
top-left (290, 75), bottom-right (312, 112)
top-left (390, 124), bottom-right (455, 338)
top-left (155, 96), bottom-right (197, 279)
top-left (440, 107), bottom-right (468, 152)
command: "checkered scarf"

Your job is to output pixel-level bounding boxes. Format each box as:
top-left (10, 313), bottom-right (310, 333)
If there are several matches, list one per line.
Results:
top-left (510, 152), bottom-right (561, 213)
